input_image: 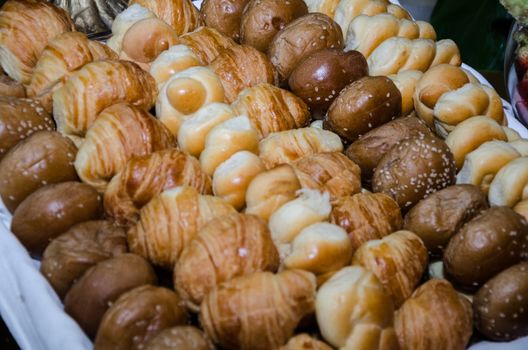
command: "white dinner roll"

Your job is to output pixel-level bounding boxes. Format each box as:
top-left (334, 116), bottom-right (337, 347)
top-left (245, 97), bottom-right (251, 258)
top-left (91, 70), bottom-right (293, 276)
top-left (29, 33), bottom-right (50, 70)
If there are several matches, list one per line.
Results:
top-left (107, 4), bottom-right (156, 53)
top-left (149, 45), bottom-right (201, 88)
top-left (488, 157), bottom-right (528, 207)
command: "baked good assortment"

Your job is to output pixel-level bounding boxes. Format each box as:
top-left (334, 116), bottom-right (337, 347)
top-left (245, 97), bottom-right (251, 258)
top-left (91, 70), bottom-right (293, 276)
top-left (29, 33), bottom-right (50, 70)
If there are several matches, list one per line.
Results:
top-left (1, 0), bottom-right (528, 349)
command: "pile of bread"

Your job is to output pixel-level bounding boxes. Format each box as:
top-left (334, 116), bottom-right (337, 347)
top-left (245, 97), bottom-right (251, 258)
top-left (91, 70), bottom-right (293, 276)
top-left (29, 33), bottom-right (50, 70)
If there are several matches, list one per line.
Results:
top-left (0, 0), bottom-right (527, 349)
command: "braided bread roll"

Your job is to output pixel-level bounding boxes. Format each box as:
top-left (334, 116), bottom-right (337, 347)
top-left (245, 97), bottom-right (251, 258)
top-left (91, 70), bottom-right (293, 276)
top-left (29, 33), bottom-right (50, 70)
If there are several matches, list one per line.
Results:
top-left (0, 0), bottom-right (74, 84)
top-left (180, 26), bottom-right (236, 65)
top-left (128, 186), bottom-right (236, 269)
top-left (27, 32), bottom-right (117, 112)
top-left (149, 45), bottom-right (201, 88)
top-left (489, 157), bottom-right (528, 207)
top-left (74, 104), bottom-right (174, 192)
top-left (129, 0), bottom-right (202, 35)
top-left (174, 213), bottom-right (279, 310)
top-left (200, 270), bottom-right (316, 350)
top-left (104, 149), bottom-right (212, 227)
top-left (53, 60), bottom-right (157, 141)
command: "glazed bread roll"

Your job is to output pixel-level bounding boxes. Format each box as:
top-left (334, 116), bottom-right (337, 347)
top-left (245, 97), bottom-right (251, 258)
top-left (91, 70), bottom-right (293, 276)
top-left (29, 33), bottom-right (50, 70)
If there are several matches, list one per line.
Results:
top-left (245, 164), bottom-right (301, 220)
top-left (457, 141), bottom-right (521, 194)
top-left (129, 0), bottom-right (202, 35)
top-left (27, 32), bottom-right (117, 112)
top-left (199, 115), bottom-right (259, 176)
top-left (149, 45), bottom-right (201, 88)
top-left (53, 60), bottom-right (157, 141)
top-left (156, 66), bottom-right (225, 135)
top-left (259, 127), bottom-right (344, 169)
top-left (0, 0), bottom-right (74, 84)
top-left (345, 14), bottom-right (436, 57)
top-left (232, 83), bottom-right (310, 139)
top-left (104, 149), bottom-right (212, 226)
top-left (210, 45), bottom-right (277, 103)
top-left (212, 151), bottom-right (265, 210)
top-left (316, 266), bottom-right (397, 349)
top-left (488, 157), bottom-right (528, 207)
top-left (107, 4), bottom-right (157, 53)
top-left (433, 83), bottom-right (504, 137)
top-left (128, 186), bottom-right (236, 269)
top-left (74, 104), bottom-right (174, 192)
top-left (178, 103), bottom-right (236, 157)
top-left (201, 0), bottom-right (250, 41)
top-left (174, 213), bottom-right (279, 310)
top-left (200, 270), bottom-right (316, 350)
top-left (388, 70), bottom-right (424, 116)
top-left (446, 116), bottom-right (508, 169)
top-left (179, 26), bottom-right (236, 65)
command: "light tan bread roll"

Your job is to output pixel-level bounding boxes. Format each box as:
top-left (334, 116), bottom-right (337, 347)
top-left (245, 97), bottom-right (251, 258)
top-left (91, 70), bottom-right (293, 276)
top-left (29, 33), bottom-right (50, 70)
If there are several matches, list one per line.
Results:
top-left (388, 70), bottom-right (424, 116)
top-left (514, 199), bottom-right (528, 221)
top-left (509, 139), bottom-right (528, 156)
top-left (179, 26), bottom-right (236, 65)
top-left (279, 334), bottom-right (333, 350)
top-left (488, 157), bottom-right (528, 207)
top-left (503, 126), bottom-right (521, 141)
top-left (107, 4), bottom-right (156, 53)
top-left (149, 45), bottom-right (201, 88)
top-left (430, 39), bottom-right (462, 67)
top-left (129, 0), bottom-right (202, 35)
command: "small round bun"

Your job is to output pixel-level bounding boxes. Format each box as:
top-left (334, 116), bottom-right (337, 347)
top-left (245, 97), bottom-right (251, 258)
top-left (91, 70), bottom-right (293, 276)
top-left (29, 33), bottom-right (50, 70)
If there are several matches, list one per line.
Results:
top-left (201, 0), bottom-right (251, 41)
top-left (325, 76), bottom-right (402, 143)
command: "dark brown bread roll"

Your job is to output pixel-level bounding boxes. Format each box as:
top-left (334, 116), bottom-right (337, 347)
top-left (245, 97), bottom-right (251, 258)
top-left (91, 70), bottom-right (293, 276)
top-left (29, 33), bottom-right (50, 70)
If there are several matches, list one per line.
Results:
top-left (201, 0), bottom-right (250, 41)
top-left (144, 326), bottom-right (215, 350)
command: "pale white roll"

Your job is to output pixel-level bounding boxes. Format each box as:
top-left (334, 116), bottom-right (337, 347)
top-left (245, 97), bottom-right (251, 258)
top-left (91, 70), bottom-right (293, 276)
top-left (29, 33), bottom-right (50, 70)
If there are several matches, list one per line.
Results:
top-left (509, 139), bottom-right (528, 156)
top-left (283, 222), bottom-right (352, 276)
top-left (456, 141), bottom-right (521, 194)
top-left (156, 66), bottom-right (225, 135)
top-left (503, 127), bottom-right (521, 141)
top-left (488, 157), bottom-right (528, 207)
top-left (199, 115), bottom-right (259, 176)
top-left (107, 4), bottom-right (156, 53)
top-left (212, 151), bottom-right (266, 210)
top-left (149, 45), bottom-right (201, 88)
top-left (388, 70), bottom-right (423, 116)
top-left (514, 200), bottom-right (528, 221)
top-left (445, 116), bottom-right (507, 170)
top-left (178, 102), bottom-right (235, 157)
top-left (431, 39), bottom-right (462, 67)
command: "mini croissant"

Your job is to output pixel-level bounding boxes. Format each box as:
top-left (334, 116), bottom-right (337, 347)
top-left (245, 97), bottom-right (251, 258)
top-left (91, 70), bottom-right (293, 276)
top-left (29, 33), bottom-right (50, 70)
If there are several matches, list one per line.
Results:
top-left (180, 26), bottom-right (236, 65)
top-left (104, 149), bottom-right (212, 227)
top-left (128, 186), bottom-right (236, 269)
top-left (74, 103), bottom-right (174, 192)
top-left (53, 60), bottom-right (157, 140)
top-left (0, 0), bottom-right (74, 84)
top-left (174, 213), bottom-right (279, 310)
top-left (199, 270), bottom-right (316, 350)
top-left (27, 32), bottom-right (117, 112)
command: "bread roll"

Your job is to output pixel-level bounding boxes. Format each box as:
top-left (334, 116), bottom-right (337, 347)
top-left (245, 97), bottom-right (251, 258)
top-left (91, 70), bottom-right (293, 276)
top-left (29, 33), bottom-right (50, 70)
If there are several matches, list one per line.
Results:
top-left (210, 45), bottom-right (277, 103)
top-left (179, 26), bottom-right (236, 65)
top-left (488, 157), bottom-right (528, 207)
top-left (259, 127), bottom-right (343, 169)
top-left (149, 45), bottom-right (201, 88)
top-left (316, 266), bottom-right (397, 349)
top-left (201, 0), bottom-right (250, 41)
top-left (212, 151), bottom-right (265, 210)
top-left (514, 199), bottom-right (528, 221)
top-left (53, 60), bottom-right (157, 141)
top-left (388, 70), bottom-right (424, 116)
top-left (129, 0), bottom-right (202, 35)
top-left (199, 115), bottom-right (259, 176)
top-left (0, 0), bottom-right (74, 84)
top-left (144, 326), bottom-right (214, 350)
top-left (174, 213), bottom-right (279, 310)
top-left (200, 270), bottom-right (316, 350)
top-left (107, 4), bottom-right (157, 53)
top-left (104, 149), bottom-right (212, 226)
top-left (279, 334), bottom-right (332, 350)
top-left (245, 164), bottom-right (302, 220)
top-left (445, 116), bottom-right (508, 169)
top-left (232, 83), bottom-right (310, 139)
top-left (456, 141), bottom-right (521, 194)
top-left (509, 139), bottom-right (528, 156)
top-left (431, 39), bottom-right (462, 67)
top-left (503, 126), bottom-right (521, 141)
top-left (177, 102), bottom-right (236, 157)
top-left (75, 104), bottom-right (174, 192)
top-left (156, 66), bottom-right (225, 135)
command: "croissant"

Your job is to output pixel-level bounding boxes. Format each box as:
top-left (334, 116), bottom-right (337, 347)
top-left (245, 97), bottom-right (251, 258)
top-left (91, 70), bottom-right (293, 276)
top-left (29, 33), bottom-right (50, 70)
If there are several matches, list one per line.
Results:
top-left (199, 270), bottom-right (316, 350)
top-left (149, 45), bottom-right (201, 88)
top-left (316, 266), bottom-right (398, 349)
top-left (0, 0), bottom-right (74, 84)
top-left (180, 26), bottom-right (236, 65)
top-left (259, 127), bottom-right (344, 169)
top-left (488, 157), bottom-right (528, 207)
top-left (104, 148), bottom-right (212, 227)
top-left (352, 230), bottom-right (428, 307)
top-left (210, 45), bottom-right (278, 103)
top-left (74, 103), bottom-right (174, 192)
top-left (27, 32), bottom-right (117, 112)
top-left (388, 70), bottom-right (424, 116)
top-left (156, 66), bottom-right (225, 135)
top-left (330, 192), bottom-right (403, 251)
top-left (279, 334), bottom-right (333, 350)
top-left (174, 213), bottom-right (279, 310)
top-left (129, 0), bottom-right (201, 35)
top-left (345, 14), bottom-right (436, 57)
top-left (395, 279), bottom-right (473, 350)
top-left (232, 83), bottom-right (310, 139)
top-left (368, 37), bottom-right (461, 76)
top-left (291, 152), bottom-right (362, 201)
top-left (53, 60), bottom-right (157, 140)
top-left (128, 186), bottom-right (236, 269)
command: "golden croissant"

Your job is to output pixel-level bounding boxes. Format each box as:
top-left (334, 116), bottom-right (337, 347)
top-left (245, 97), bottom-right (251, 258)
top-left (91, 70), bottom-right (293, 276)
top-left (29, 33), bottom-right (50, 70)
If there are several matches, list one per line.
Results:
top-left (174, 213), bottom-right (280, 310)
top-left (128, 186), bottom-right (236, 269)
top-left (104, 148), bottom-right (212, 227)
top-left (179, 26), bottom-right (236, 65)
top-left (199, 270), bottom-right (316, 350)
top-left (74, 103), bottom-right (174, 192)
